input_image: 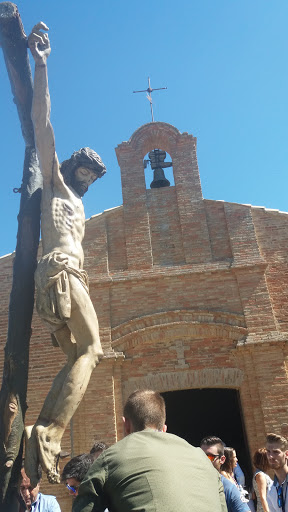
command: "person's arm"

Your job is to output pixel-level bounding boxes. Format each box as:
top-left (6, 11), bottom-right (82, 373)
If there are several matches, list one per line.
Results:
top-left (255, 473), bottom-right (270, 512)
top-left (229, 484), bottom-right (251, 512)
top-left (218, 473), bottom-right (228, 512)
top-left (234, 463), bottom-right (245, 487)
top-left (28, 22), bottom-right (60, 185)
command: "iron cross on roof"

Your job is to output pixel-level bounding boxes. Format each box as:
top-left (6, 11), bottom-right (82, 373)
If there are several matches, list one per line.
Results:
top-left (133, 77), bottom-right (167, 122)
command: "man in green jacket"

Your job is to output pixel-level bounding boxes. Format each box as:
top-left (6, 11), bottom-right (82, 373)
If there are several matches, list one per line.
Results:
top-left (73, 390), bottom-right (227, 512)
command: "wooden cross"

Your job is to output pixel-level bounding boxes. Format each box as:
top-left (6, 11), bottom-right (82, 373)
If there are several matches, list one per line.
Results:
top-left (0, 3), bottom-right (42, 508)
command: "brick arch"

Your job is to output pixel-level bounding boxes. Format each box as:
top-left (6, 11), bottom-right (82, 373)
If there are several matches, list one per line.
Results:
top-left (111, 310), bottom-right (247, 353)
top-left (126, 122), bottom-right (184, 158)
top-left (122, 368), bottom-right (244, 401)
top-left (116, 122), bottom-right (197, 165)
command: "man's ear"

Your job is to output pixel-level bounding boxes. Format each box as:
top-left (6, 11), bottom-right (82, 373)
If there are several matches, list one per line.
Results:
top-left (123, 417), bottom-right (132, 436)
top-left (162, 424), bottom-right (167, 433)
top-left (220, 455), bottom-right (226, 466)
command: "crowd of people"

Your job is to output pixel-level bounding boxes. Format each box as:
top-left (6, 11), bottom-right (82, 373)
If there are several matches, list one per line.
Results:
top-left (19, 390), bottom-right (288, 512)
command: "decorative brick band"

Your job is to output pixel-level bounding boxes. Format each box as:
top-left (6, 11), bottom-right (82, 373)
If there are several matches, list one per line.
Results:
top-left (112, 310), bottom-right (247, 352)
top-left (117, 122), bottom-right (185, 158)
top-left (122, 367), bottom-right (244, 400)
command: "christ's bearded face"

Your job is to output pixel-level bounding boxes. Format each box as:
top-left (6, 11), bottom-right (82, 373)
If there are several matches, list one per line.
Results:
top-left (71, 166), bottom-right (97, 197)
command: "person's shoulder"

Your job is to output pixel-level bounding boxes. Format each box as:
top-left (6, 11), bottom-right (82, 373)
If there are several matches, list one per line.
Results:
top-left (40, 492), bottom-right (57, 498)
top-left (254, 470), bottom-right (266, 482)
top-left (221, 475), bottom-right (234, 490)
top-left (221, 479), bottom-right (250, 512)
top-left (40, 492), bottom-right (59, 502)
top-left (221, 470), bottom-right (230, 480)
top-left (108, 431), bottom-right (196, 455)
top-left (147, 430), bottom-right (197, 448)
top-left (139, 431), bottom-right (206, 455)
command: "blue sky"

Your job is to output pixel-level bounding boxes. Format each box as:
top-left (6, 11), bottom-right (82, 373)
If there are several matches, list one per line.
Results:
top-left (0, 0), bottom-right (287, 256)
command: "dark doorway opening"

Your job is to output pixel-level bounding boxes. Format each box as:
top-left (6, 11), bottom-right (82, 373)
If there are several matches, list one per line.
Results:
top-left (162, 388), bottom-right (252, 483)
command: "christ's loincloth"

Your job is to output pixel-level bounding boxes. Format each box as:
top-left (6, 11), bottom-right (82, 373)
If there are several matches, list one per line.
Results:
top-left (35, 251), bottom-right (89, 346)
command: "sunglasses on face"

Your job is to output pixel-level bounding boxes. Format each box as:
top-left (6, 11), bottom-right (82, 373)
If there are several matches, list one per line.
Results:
top-left (206, 453), bottom-right (220, 462)
top-left (66, 484), bottom-right (79, 494)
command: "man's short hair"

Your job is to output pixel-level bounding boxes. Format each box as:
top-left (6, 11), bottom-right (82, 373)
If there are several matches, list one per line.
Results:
top-left (61, 453), bottom-right (94, 483)
top-left (60, 147), bottom-right (106, 186)
top-left (200, 436), bottom-right (225, 457)
top-left (90, 441), bottom-right (109, 459)
top-left (266, 433), bottom-right (288, 451)
top-left (123, 390), bottom-right (166, 432)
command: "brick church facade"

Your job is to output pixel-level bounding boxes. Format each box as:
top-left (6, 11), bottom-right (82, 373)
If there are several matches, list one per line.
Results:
top-left (1, 121), bottom-right (288, 510)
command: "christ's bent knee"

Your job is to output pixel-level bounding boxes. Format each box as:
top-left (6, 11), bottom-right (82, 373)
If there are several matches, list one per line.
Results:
top-left (91, 344), bottom-right (104, 366)
top-left (80, 343), bottom-right (103, 368)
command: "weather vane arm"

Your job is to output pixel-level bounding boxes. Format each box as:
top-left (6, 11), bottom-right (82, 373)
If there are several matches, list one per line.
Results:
top-left (132, 77), bottom-right (167, 122)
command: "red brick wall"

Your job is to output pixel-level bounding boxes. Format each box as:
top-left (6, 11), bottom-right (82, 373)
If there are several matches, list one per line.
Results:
top-left (1, 122), bottom-right (288, 511)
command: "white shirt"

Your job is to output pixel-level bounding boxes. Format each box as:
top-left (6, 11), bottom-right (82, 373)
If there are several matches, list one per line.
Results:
top-left (267, 476), bottom-right (288, 512)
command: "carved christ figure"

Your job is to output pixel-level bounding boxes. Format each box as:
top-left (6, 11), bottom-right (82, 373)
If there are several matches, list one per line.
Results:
top-left (25, 22), bottom-right (106, 486)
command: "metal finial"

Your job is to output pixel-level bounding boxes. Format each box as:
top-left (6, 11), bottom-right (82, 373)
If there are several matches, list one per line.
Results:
top-left (133, 77), bottom-right (167, 122)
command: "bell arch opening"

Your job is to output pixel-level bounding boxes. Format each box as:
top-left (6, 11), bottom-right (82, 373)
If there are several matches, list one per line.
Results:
top-left (162, 388), bottom-right (252, 483)
top-left (143, 148), bottom-right (175, 189)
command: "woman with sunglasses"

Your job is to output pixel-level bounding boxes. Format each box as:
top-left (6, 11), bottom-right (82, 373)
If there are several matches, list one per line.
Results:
top-left (252, 448), bottom-right (273, 512)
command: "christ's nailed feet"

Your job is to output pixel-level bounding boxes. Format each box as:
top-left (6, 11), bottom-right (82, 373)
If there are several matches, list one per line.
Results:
top-left (35, 424), bottom-right (61, 484)
top-left (25, 423), bottom-right (61, 485)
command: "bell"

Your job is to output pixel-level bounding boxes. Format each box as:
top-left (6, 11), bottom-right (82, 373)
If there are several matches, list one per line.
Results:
top-left (150, 167), bottom-right (170, 188)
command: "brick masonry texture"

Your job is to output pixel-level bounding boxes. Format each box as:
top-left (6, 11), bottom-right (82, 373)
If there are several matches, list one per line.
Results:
top-left (0, 122), bottom-right (288, 510)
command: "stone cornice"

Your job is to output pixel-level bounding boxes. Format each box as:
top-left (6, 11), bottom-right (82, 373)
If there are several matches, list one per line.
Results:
top-left (237, 331), bottom-right (288, 347)
top-left (88, 260), bottom-right (268, 284)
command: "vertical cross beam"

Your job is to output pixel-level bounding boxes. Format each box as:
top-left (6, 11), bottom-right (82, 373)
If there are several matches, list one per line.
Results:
top-left (0, 3), bottom-right (42, 509)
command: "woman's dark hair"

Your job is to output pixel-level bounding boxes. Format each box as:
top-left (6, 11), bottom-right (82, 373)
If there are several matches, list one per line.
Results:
top-left (221, 447), bottom-right (235, 473)
top-left (253, 448), bottom-right (269, 472)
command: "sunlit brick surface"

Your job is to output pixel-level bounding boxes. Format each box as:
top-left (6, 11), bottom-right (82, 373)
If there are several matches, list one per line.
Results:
top-left (1, 123), bottom-right (288, 510)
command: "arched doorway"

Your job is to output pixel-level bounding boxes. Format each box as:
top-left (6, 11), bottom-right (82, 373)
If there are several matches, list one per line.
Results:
top-left (162, 388), bottom-right (252, 483)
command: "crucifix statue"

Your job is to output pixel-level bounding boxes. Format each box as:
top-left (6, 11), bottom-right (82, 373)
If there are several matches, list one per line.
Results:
top-left (0, 7), bottom-right (106, 507)
top-left (24, 22), bottom-right (106, 486)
